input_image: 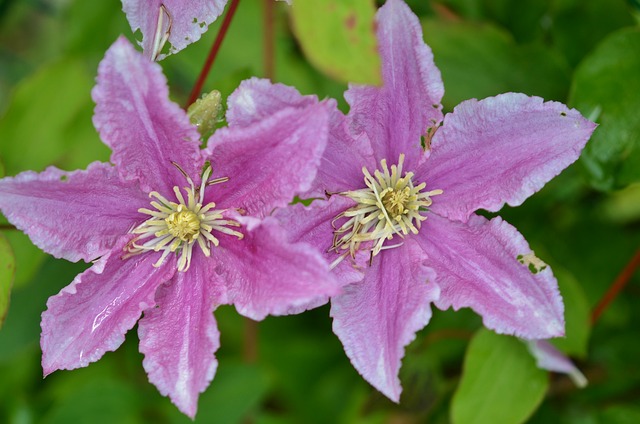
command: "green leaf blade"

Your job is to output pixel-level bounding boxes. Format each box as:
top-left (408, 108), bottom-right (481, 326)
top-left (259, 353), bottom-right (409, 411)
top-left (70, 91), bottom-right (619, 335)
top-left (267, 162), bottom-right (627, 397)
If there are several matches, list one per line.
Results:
top-left (452, 329), bottom-right (548, 424)
top-left (0, 232), bottom-right (15, 329)
top-left (571, 28), bottom-right (640, 190)
top-left (290, 0), bottom-right (381, 85)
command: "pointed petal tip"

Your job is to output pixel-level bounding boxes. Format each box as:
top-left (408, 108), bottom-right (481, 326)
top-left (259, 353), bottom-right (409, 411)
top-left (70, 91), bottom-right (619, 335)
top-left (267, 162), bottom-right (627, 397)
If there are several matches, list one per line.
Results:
top-left (527, 340), bottom-right (587, 388)
top-left (381, 382), bottom-right (402, 404)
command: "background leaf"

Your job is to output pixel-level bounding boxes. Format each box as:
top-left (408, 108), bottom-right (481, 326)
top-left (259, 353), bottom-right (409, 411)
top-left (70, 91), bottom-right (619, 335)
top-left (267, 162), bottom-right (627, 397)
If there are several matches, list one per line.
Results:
top-left (552, 268), bottom-right (591, 357)
top-left (451, 329), bottom-right (548, 424)
top-left (423, 19), bottom-right (570, 110)
top-left (571, 28), bottom-right (640, 190)
top-left (290, 0), bottom-right (381, 85)
top-left (0, 232), bottom-right (15, 329)
top-left (0, 59), bottom-right (109, 176)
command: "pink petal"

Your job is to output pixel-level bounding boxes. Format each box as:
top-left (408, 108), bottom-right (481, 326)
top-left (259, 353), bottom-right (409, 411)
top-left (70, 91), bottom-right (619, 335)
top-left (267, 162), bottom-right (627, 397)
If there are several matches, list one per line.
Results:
top-left (213, 217), bottom-right (340, 320)
top-left (93, 37), bottom-right (203, 195)
top-left (227, 78), bottom-right (375, 195)
top-left (0, 162), bottom-right (147, 262)
top-left (527, 340), bottom-right (587, 388)
top-left (41, 238), bottom-right (176, 375)
top-left (344, 0), bottom-right (444, 169)
top-left (273, 197), bottom-right (365, 286)
top-left (330, 240), bottom-right (439, 402)
top-left (203, 103), bottom-right (329, 217)
top-left (226, 78), bottom-right (318, 127)
top-left (139, 253), bottom-right (222, 418)
top-left (122, 0), bottom-right (227, 59)
top-left (420, 94), bottom-right (596, 222)
top-left (417, 213), bottom-right (565, 339)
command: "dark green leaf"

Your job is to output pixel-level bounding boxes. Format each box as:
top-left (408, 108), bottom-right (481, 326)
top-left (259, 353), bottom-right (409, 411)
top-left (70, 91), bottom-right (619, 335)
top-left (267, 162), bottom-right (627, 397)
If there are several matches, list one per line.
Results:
top-left (0, 257), bottom-right (84, 362)
top-left (43, 379), bottom-right (140, 424)
top-left (422, 19), bottom-right (570, 111)
top-left (599, 405), bottom-right (640, 424)
top-left (551, 0), bottom-right (635, 67)
top-left (165, 361), bottom-right (270, 423)
top-left (571, 28), bottom-right (640, 190)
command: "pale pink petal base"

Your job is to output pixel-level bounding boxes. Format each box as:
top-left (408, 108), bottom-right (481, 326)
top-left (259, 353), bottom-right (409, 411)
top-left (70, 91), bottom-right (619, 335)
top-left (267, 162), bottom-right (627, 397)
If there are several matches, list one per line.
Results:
top-left (421, 93), bottom-right (597, 222)
top-left (41, 238), bottom-right (176, 375)
top-left (204, 103), bottom-right (329, 217)
top-left (213, 217), bottom-right (340, 320)
top-left (345, 0), bottom-right (444, 169)
top-left (122, 0), bottom-right (227, 59)
top-left (417, 213), bottom-right (565, 339)
top-left (0, 162), bottom-right (147, 262)
top-left (93, 37), bottom-right (203, 194)
top-left (139, 253), bottom-right (222, 419)
top-left (331, 240), bottom-right (439, 401)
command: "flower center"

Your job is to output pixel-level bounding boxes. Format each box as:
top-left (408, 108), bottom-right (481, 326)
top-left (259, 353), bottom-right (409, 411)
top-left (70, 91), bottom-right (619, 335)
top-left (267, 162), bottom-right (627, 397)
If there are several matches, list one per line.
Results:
top-left (124, 162), bottom-right (243, 272)
top-left (382, 187), bottom-right (412, 217)
top-left (166, 208), bottom-right (200, 241)
top-left (330, 154), bottom-right (442, 268)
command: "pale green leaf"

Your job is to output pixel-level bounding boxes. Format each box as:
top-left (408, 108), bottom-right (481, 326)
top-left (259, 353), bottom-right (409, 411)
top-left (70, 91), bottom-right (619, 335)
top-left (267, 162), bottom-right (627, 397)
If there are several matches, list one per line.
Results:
top-left (552, 268), bottom-right (591, 357)
top-left (290, 0), bottom-right (381, 85)
top-left (0, 58), bottom-right (109, 176)
top-left (0, 233), bottom-right (15, 329)
top-left (452, 329), bottom-right (548, 424)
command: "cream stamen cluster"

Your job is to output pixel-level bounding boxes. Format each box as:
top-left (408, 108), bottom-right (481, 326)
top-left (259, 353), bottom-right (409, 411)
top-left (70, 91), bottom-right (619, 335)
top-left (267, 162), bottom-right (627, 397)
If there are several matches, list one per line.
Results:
top-left (330, 154), bottom-right (442, 268)
top-left (125, 162), bottom-right (242, 272)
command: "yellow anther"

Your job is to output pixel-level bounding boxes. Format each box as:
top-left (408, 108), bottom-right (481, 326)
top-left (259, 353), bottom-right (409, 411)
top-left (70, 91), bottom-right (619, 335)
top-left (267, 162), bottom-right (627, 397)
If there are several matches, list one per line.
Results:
top-left (166, 210), bottom-right (201, 241)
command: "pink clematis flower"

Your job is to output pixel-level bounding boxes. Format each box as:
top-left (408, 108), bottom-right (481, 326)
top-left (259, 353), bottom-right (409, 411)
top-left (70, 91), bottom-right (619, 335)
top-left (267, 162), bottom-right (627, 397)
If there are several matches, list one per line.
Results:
top-left (225, 0), bottom-right (596, 401)
top-left (0, 37), bottom-right (338, 418)
top-left (122, 0), bottom-right (291, 60)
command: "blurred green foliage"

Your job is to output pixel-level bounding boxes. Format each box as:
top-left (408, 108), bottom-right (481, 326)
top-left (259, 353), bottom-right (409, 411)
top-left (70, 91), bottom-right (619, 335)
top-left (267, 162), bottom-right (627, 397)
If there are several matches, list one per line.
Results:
top-left (0, 0), bottom-right (639, 423)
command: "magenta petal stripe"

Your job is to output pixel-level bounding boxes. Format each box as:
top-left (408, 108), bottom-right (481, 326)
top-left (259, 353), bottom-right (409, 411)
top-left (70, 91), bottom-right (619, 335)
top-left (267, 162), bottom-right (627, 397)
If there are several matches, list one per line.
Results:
top-left (139, 252), bottom-right (222, 419)
top-left (330, 240), bottom-right (439, 401)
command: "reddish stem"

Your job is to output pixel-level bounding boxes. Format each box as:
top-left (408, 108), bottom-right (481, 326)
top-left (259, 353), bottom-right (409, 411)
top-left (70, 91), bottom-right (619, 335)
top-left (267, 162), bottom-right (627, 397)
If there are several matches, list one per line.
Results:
top-left (591, 248), bottom-right (640, 324)
top-left (184, 0), bottom-right (241, 108)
